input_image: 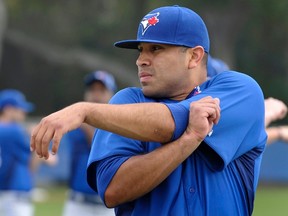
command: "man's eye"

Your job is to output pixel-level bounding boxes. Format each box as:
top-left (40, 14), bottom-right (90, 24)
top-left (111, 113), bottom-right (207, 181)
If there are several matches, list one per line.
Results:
top-left (151, 46), bottom-right (162, 51)
top-left (137, 47), bottom-right (143, 52)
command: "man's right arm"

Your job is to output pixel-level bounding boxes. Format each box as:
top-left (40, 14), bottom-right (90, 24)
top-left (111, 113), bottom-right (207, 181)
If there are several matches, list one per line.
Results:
top-left (97, 97), bottom-right (220, 207)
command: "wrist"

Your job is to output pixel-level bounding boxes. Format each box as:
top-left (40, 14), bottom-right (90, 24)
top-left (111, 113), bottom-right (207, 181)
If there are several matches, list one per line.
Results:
top-left (179, 131), bottom-right (203, 155)
top-left (74, 102), bottom-right (90, 123)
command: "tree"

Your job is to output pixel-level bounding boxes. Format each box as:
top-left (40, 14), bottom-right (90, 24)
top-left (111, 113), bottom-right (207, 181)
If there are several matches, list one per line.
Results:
top-left (0, 0), bottom-right (7, 69)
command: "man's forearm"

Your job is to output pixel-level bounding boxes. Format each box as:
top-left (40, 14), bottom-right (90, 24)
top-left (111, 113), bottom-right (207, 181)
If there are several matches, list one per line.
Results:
top-left (81, 102), bottom-right (175, 143)
top-left (101, 96), bottom-right (220, 207)
top-left (31, 101), bottom-right (175, 159)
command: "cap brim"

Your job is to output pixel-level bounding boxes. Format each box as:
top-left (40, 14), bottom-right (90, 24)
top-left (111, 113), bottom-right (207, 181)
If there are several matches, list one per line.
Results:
top-left (19, 102), bottom-right (34, 113)
top-left (114, 39), bottom-right (187, 49)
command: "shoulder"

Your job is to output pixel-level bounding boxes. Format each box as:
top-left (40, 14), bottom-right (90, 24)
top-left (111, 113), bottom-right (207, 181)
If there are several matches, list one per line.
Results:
top-left (207, 71), bottom-right (261, 89)
top-left (110, 87), bottom-right (156, 104)
top-left (202, 71), bottom-right (264, 99)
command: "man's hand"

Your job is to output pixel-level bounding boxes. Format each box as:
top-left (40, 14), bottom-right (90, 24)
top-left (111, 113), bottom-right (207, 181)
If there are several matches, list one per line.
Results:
top-left (266, 125), bottom-right (288, 145)
top-left (30, 102), bottom-right (87, 159)
top-left (265, 97), bottom-right (287, 127)
top-left (185, 96), bottom-right (221, 142)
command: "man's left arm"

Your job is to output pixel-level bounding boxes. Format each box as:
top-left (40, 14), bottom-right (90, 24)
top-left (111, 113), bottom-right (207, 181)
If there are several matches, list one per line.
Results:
top-left (30, 102), bottom-right (176, 159)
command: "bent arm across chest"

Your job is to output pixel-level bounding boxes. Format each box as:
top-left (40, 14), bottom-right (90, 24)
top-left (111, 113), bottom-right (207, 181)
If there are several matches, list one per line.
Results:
top-left (84, 102), bottom-right (175, 143)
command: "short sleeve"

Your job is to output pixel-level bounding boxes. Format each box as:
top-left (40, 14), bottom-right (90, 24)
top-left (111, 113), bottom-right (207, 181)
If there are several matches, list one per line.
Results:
top-left (165, 72), bottom-right (267, 170)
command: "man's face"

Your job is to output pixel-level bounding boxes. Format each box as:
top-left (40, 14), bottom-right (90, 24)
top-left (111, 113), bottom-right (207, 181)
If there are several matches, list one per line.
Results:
top-left (2, 106), bottom-right (27, 122)
top-left (84, 81), bottom-right (113, 103)
top-left (136, 43), bottom-right (192, 100)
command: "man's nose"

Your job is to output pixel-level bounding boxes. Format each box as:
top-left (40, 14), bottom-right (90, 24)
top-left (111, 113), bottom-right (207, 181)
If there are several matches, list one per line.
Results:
top-left (136, 52), bottom-right (151, 67)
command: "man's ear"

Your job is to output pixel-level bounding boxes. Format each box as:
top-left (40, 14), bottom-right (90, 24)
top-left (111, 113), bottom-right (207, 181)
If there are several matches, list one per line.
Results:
top-left (187, 46), bottom-right (205, 69)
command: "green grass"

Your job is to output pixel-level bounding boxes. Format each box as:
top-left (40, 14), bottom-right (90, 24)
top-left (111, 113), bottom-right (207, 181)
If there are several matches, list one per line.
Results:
top-left (34, 185), bottom-right (288, 216)
top-left (253, 185), bottom-right (288, 216)
top-left (34, 186), bottom-right (67, 216)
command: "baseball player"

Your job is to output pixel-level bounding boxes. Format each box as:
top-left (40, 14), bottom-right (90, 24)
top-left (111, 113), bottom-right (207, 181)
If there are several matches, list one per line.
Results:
top-left (0, 89), bottom-right (35, 216)
top-left (62, 71), bottom-right (116, 216)
top-left (0, 89), bottom-right (56, 216)
top-left (31, 5), bottom-right (266, 215)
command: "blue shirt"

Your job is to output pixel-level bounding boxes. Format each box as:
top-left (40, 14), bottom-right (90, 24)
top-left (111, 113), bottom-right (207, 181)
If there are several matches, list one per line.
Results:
top-left (66, 128), bottom-right (98, 195)
top-left (87, 72), bottom-right (267, 216)
top-left (0, 123), bottom-right (33, 191)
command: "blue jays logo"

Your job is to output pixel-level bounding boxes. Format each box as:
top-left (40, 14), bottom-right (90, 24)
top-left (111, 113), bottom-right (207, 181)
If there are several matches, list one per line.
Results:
top-left (192, 86), bottom-right (201, 96)
top-left (140, 12), bottom-right (160, 35)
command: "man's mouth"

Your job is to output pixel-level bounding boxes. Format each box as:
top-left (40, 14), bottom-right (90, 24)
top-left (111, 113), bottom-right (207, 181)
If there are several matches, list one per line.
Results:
top-left (139, 72), bottom-right (152, 83)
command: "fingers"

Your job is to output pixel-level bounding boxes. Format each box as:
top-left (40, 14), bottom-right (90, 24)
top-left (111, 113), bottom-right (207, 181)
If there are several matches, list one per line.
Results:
top-left (51, 130), bottom-right (64, 156)
top-left (33, 124), bottom-right (48, 157)
top-left (194, 97), bottom-right (221, 124)
top-left (30, 104), bottom-right (85, 159)
top-left (210, 98), bottom-right (220, 124)
top-left (40, 128), bottom-right (56, 160)
top-left (215, 101), bottom-right (221, 124)
top-left (187, 97), bottom-right (221, 141)
top-left (30, 125), bottom-right (39, 152)
top-left (30, 118), bottom-right (65, 160)
top-left (31, 120), bottom-right (52, 159)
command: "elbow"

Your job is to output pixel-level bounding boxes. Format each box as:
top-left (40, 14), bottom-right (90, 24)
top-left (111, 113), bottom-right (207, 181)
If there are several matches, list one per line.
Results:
top-left (104, 185), bottom-right (126, 208)
top-left (155, 120), bottom-right (175, 143)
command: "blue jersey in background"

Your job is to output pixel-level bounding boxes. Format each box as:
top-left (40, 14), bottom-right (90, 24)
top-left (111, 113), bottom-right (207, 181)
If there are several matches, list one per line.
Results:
top-left (0, 123), bottom-right (33, 191)
top-left (66, 128), bottom-right (97, 195)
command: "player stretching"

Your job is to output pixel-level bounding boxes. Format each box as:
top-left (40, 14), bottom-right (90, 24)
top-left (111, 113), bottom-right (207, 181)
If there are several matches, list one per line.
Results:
top-left (31, 6), bottom-right (267, 216)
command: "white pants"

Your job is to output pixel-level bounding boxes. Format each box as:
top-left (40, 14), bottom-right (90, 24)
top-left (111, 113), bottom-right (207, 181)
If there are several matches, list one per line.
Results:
top-left (0, 191), bottom-right (34, 216)
top-left (62, 191), bottom-right (115, 216)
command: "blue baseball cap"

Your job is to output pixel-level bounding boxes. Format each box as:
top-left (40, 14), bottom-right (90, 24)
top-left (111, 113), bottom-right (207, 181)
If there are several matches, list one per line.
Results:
top-left (207, 55), bottom-right (230, 78)
top-left (0, 89), bottom-right (34, 113)
top-left (84, 70), bottom-right (117, 93)
top-left (114, 5), bottom-right (210, 53)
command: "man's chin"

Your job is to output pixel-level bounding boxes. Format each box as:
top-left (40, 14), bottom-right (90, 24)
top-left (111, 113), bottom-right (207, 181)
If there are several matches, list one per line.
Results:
top-left (141, 88), bottom-right (167, 99)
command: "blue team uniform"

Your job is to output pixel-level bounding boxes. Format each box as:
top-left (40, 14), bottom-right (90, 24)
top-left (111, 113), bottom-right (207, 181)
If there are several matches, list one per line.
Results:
top-left (63, 115), bottom-right (114, 216)
top-left (87, 72), bottom-right (267, 216)
top-left (0, 123), bottom-right (33, 191)
top-left (66, 128), bottom-right (97, 195)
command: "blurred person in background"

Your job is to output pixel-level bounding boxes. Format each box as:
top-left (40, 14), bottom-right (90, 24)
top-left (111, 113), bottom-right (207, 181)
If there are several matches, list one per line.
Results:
top-left (207, 55), bottom-right (288, 145)
top-left (62, 71), bottom-right (117, 216)
top-left (0, 89), bottom-right (56, 216)
top-left (264, 97), bottom-right (288, 145)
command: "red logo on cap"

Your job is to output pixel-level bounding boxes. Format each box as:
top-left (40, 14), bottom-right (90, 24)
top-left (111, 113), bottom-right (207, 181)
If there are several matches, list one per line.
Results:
top-left (148, 16), bottom-right (159, 25)
top-left (141, 12), bottom-right (160, 35)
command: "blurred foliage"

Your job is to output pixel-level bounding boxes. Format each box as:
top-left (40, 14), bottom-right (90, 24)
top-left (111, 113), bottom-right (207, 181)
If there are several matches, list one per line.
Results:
top-left (1, 0), bottom-right (288, 117)
top-left (236, 0), bottom-right (288, 99)
top-left (6, 0), bottom-right (144, 57)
